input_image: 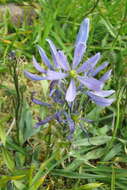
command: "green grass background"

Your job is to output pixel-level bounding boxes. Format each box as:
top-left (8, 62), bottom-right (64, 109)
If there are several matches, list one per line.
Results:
top-left (0, 0), bottom-right (127, 189)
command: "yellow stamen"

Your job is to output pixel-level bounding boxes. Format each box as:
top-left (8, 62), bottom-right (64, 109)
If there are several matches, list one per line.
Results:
top-left (69, 70), bottom-right (77, 78)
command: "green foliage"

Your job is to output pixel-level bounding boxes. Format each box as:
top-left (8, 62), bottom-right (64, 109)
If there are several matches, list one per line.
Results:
top-left (19, 102), bottom-right (40, 145)
top-left (0, 0), bottom-right (127, 189)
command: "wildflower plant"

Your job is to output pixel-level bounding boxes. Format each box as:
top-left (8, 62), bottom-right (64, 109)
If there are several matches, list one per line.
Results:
top-left (24, 18), bottom-right (115, 139)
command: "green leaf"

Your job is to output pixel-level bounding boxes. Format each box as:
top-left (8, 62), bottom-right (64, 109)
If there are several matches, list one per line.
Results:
top-left (87, 106), bottom-right (103, 121)
top-left (2, 147), bottom-right (15, 171)
top-left (28, 165), bottom-right (35, 187)
top-left (52, 170), bottom-right (106, 179)
top-left (19, 102), bottom-right (40, 144)
top-left (103, 144), bottom-right (122, 161)
top-left (78, 182), bottom-right (103, 190)
top-left (74, 136), bottom-right (112, 146)
top-left (6, 137), bottom-right (26, 155)
top-left (65, 148), bottom-right (105, 172)
top-left (13, 180), bottom-right (26, 190)
top-left (0, 175), bottom-right (25, 188)
top-left (0, 124), bottom-right (6, 146)
top-left (29, 177), bottom-right (45, 190)
top-left (15, 152), bottom-right (25, 167)
top-left (100, 17), bottom-right (117, 38)
top-left (30, 150), bottom-right (68, 188)
top-left (111, 166), bottom-right (115, 190)
top-left (83, 148), bottom-right (105, 160)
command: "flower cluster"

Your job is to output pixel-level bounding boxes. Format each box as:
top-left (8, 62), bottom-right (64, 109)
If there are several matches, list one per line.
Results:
top-left (24, 18), bottom-right (115, 139)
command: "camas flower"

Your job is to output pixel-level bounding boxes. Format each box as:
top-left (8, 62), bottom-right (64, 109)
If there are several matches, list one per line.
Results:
top-left (24, 18), bottom-right (115, 106)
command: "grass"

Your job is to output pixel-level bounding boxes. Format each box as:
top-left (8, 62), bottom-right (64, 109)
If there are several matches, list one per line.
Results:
top-left (0, 0), bottom-right (127, 189)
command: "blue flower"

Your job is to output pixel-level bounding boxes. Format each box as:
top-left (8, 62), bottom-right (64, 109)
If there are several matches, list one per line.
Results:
top-left (24, 18), bottom-right (115, 106)
top-left (34, 111), bottom-right (62, 128)
top-left (31, 92), bottom-right (51, 106)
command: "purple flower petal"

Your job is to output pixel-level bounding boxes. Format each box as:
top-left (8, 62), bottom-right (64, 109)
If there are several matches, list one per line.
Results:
top-left (67, 121), bottom-right (75, 140)
top-left (65, 79), bottom-right (76, 102)
top-left (37, 45), bottom-right (53, 70)
top-left (51, 89), bottom-right (64, 104)
top-left (35, 112), bottom-right (62, 128)
top-left (58, 50), bottom-right (70, 71)
top-left (90, 90), bottom-right (115, 97)
top-left (24, 70), bottom-right (47, 81)
top-left (77, 53), bottom-right (101, 73)
top-left (35, 115), bottom-right (53, 128)
top-left (100, 69), bottom-right (112, 82)
top-left (31, 92), bottom-right (52, 106)
top-left (33, 56), bottom-right (46, 73)
top-left (47, 70), bottom-right (68, 80)
top-left (87, 91), bottom-right (115, 107)
top-left (32, 98), bottom-right (51, 106)
top-left (91, 62), bottom-right (109, 77)
top-left (78, 76), bottom-right (103, 91)
top-left (46, 39), bottom-right (60, 68)
top-left (54, 111), bottom-right (63, 123)
top-left (68, 122), bottom-right (75, 138)
top-left (49, 89), bottom-right (56, 96)
top-left (49, 80), bottom-right (58, 96)
top-left (72, 43), bottom-right (86, 69)
top-left (75, 18), bottom-right (89, 46)
top-left (64, 112), bottom-right (75, 140)
top-left (77, 61), bottom-right (90, 73)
